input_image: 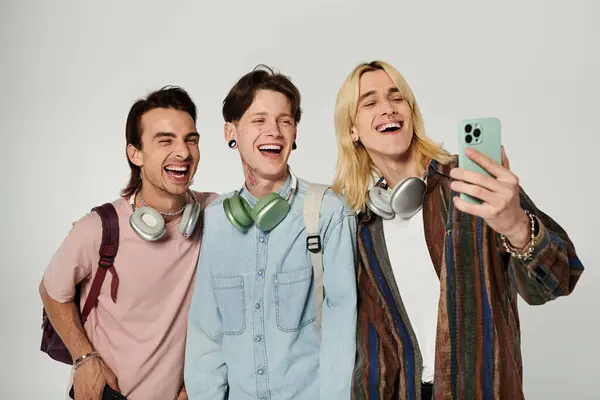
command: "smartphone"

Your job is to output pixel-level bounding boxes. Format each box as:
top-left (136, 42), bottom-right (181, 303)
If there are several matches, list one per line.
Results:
top-left (457, 117), bottom-right (502, 204)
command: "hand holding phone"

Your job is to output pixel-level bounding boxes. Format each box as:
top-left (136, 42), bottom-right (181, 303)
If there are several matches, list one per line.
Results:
top-left (451, 117), bottom-right (531, 247)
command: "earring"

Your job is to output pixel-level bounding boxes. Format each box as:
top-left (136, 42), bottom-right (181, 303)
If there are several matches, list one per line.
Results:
top-left (228, 139), bottom-right (237, 148)
top-left (292, 141), bottom-right (297, 150)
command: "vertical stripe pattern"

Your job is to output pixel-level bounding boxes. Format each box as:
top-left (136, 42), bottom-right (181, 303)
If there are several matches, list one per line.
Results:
top-left (352, 156), bottom-right (585, 400)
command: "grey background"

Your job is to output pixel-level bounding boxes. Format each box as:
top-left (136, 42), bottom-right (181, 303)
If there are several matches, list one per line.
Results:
top-left (1, 0), bottom-right (598, 398)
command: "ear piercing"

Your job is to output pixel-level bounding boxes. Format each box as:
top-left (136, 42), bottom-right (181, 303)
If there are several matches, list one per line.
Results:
top-left (292, 141), bottom-right (297, 150)
top-left (228, 139), bottom-right (237, 148)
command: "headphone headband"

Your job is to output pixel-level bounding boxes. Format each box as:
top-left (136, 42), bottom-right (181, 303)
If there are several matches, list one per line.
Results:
top-left (128, 189), bottom-right (200, 241)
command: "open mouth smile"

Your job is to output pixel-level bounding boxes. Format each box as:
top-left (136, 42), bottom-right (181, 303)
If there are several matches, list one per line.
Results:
top-left (164, 164), bottom-right (190, 182)
top-left (376, 121), bottom-right (403, 133)
top-left (258, 143), bottom-right (283, 158)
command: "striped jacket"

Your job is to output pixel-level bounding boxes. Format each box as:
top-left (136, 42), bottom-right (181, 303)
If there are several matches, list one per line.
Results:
top-left (351, 156), bottom-right (584, 400)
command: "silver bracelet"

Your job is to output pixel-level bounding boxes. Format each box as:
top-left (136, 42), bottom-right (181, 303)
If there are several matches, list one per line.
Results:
top-left (500, 210), bottom-right (537, 262)
top-left (73, 351), bottom-right (100, 370)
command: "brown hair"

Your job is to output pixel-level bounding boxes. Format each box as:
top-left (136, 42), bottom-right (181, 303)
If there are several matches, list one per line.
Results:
top-left (222, 64), bottom-right (302, 124)
top-left (121, 86), bottom-right (197, 198)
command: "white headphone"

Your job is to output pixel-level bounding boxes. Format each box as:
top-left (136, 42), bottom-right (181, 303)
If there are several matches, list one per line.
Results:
top-left (366, 175), bottom-right (427, 220)
top-left (129, 190), bottom-right (202, 241)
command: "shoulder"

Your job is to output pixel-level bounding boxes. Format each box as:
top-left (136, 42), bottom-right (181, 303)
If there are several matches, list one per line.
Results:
top-left (296, 178), bottom-right (356, 222)
top-left (191, 190), bottom-right (220, 208)
top-left (200, 190), bottom-right (236, 229)
top-left (203, 190), bottom-right (234, 211)
top-left (56, 197), bottom-right (127, 253)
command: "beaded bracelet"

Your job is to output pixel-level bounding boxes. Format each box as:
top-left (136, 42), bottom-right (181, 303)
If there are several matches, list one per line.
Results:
top-left (500, 210), bottom-right (537, 261)
top-left (73, 351), bottom-right (100, 370)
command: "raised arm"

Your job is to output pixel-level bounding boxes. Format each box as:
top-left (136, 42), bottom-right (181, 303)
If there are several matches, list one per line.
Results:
top-left (506, 187), bottom-right (584, 305)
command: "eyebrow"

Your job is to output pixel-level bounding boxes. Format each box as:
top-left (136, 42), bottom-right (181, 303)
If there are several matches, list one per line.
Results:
top-left (250, 111), bottom-right (293, 119)
top-left (357, 87), bottom-right (401, 104)
top-left (153, 131), bottom-right (199, 140)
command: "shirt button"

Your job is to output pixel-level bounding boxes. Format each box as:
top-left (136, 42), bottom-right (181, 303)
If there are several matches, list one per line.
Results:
top-left (257, 269), bottom-right (264, 276)
top-left (255, 335), bottom-right (262, 342)
top-left (255, 303), bottom-right (261, 309)
top-left (257, 368), bottom-right (264, 375)
top-left (259, 237), bottom-right (265, 243)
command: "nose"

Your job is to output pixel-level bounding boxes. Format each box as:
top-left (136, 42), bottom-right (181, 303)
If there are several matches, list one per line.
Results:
top-left (264, 120), bottom-right (283, 137)
top-left (174, 138), bottom-right (191, 159)
top-left (378, 100), bottom-right (396, 117)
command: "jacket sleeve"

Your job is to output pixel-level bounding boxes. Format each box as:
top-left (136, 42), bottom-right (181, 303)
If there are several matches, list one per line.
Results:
top-left (184, 230), bottom-right (228, 399)
top-left (319, 210), bottom-right (358, 399)
top-left (504, 187), bottom-right (584, 305)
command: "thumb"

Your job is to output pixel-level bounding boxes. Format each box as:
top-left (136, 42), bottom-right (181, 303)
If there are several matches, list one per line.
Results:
top-left (104, 367), bottom-right (120, 391)
top-left (501, 145), bottom-right (510, 170)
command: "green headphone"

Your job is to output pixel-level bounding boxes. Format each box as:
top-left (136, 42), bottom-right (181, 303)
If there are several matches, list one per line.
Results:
top-left (223, 170), bottom-right (298, 232)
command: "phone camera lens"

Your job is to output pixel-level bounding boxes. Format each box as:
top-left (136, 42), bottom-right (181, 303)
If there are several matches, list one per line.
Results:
top-left (473, 128), bottom-right (481, 137)
top-left (465, 134), bottom-right (472, 144)
top-left (465, 124), bottom-right (472, 133)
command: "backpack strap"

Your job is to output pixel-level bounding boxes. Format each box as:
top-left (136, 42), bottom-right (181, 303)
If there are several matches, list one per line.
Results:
top-left (80, 203), bottom-right (120, 324)
top-left (303, 183), bottom-right (329, 341)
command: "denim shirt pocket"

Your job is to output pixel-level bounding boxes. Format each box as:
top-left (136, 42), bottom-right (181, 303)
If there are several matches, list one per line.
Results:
top-left (212, 276), bottom-right (246, 335)
top-left (273, 266), bottom-right (316, 332)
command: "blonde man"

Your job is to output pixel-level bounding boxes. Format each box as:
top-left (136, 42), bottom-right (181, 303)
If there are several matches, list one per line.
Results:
top-left (331, 60), bottom-right (584, 400)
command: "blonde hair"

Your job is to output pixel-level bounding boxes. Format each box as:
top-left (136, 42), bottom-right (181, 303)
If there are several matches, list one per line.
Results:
top-left (331, 60), bottom-right (453, 212)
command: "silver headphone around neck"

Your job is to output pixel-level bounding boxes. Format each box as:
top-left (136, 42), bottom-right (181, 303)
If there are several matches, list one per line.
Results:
top-left (366, 175), bottom-right (427, 220)
top-left (129, 190), bottom-right (202, 241)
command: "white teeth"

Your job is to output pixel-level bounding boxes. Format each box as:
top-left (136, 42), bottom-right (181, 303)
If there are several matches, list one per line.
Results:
top-left (165, 166), bottom-right (188, 172)
top-left (376, 122), bottom-right (402, 132)
top-left (259, 144), bottom-right (282, 150)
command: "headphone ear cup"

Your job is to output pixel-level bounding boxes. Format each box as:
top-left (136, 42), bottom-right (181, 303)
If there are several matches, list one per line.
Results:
top-left (366, 187), bottom-right (395, 220)
top-left (179, 201), bottom-right (202, 238)
top-left (390, 177), bottom-right (426, 218)
top-left (129, 206), bottom-right (166, 241)
top-left (251, 192), bottom-right (290, 232)
top-left (224, 193), bottom-right (253, 232)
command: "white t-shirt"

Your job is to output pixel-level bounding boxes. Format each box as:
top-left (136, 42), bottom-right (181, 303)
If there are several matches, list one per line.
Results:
top-left (382, 208), bottom-right (440, 383)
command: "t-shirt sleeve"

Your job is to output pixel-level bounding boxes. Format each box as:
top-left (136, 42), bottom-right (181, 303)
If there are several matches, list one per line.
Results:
top-left (43, 211), bottom-right (102, 303)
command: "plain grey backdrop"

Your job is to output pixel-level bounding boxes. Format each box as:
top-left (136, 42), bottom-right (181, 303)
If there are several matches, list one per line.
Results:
top-left (2, 0), bottom-right (598, 398)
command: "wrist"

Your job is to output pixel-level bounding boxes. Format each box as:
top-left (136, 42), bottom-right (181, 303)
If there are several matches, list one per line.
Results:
top-left (73, 350), bottom-right (100, 370)
top-left (505, 210), bottom-right (531, 250)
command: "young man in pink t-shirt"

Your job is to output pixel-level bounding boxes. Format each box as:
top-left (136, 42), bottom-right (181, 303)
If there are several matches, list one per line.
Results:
top-left (39, 86), bottom-right (217, 400)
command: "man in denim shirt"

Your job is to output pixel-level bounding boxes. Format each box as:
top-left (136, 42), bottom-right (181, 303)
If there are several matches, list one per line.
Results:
top-left (184, 65), bottom-right (358, 399)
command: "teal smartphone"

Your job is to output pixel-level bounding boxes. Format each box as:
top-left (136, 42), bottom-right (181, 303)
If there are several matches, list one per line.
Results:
top-left (457, 117), bottom-right (502, 204)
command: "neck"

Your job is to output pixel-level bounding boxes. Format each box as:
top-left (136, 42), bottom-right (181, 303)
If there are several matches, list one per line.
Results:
top-left (243, 162), bottom-right (288, 199)
top-left (372, 149), bottom-right (424, 189)
top-left (136, 182), bottom-right (188, 222)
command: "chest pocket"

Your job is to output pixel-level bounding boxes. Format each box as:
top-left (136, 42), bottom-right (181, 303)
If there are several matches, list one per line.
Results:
top-left (212, 276), bottom-right (246, 335)
top-left (273, 266), bottom-right (316, 332)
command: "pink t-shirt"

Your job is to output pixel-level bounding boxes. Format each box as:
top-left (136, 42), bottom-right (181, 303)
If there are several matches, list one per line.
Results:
top-left (43, 191), bottom-right (218, 400)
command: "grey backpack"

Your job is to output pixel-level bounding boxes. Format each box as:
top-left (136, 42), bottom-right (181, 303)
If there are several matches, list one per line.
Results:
top-left (303, 183), bottom-right (330, 342)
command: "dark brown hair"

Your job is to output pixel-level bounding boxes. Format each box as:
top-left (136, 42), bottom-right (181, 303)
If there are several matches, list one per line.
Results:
top-left (121, 86), bottom-right (197, 197)
top-left (222, 64), bottom-right (302, 124)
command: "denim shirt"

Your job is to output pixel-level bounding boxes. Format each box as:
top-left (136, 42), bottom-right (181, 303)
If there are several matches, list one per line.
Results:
top-left (184, 171), bottom-right (358, 400)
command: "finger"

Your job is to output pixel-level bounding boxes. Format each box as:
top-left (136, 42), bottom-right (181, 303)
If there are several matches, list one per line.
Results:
top-left (450, 167), bottom-right (506, 194)
top-left (465, 147), bottom-right (513, 180)
top-left (501, 146), bottom-right (510, 170)
top-left (452, 196), bottom-right (489, 219)
top-left (450, 180), bottom-right (499, 205)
